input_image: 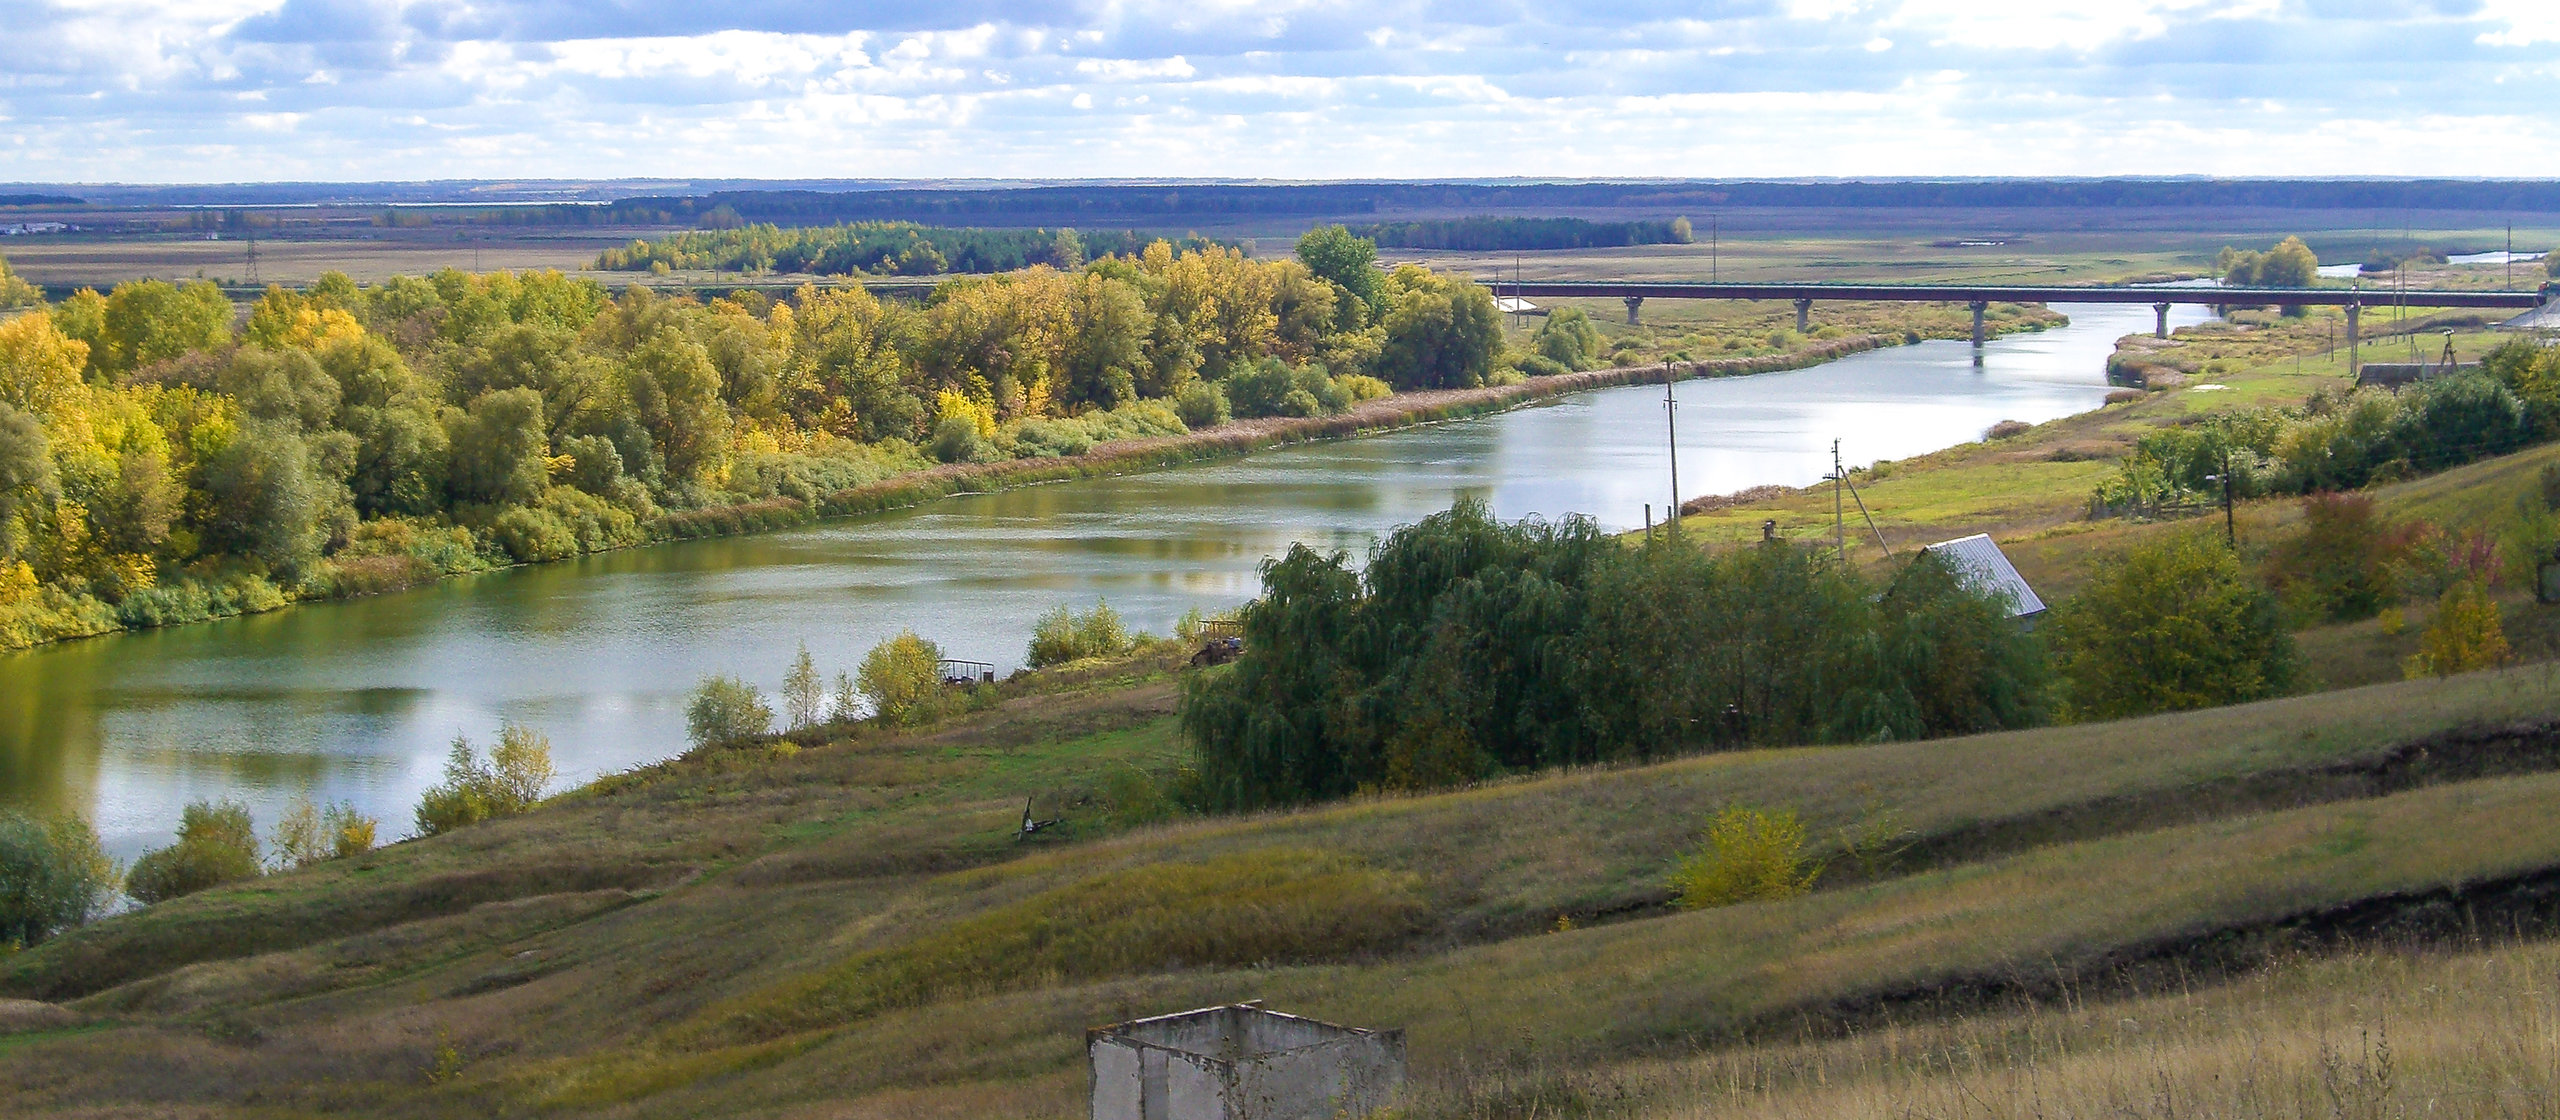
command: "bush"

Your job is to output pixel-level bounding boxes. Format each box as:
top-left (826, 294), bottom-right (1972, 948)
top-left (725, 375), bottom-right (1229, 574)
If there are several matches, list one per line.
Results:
top-left (859, 630), bottom-right (944, 725)
top-left (1223, 358), bottom-right (1299, 419)
top-left (1530, 307), bottom-right (1604, 370)
top-left (414, 724), bottom-right (556, 836)
top-left (927, 415), bottom-right (993, 464)
top-left (2261, 493), bottom-right (2405, 622)
top-left (1027, 600), bottom-right (1134, 667)
top-left (1669, 807), bottom-right (1819, 909)
top-left (781, 643), bottom-right (824, 731)
top-left (1174, 379), bottom-right (1230, 429)
top-left (126, 800), bottom-right (262, 904)
top-left (2406, 580), bottom-right (2508, 678)
top-left (0, 810), bottom-right (114, 947)
top-left (687, 675), bottom-right (775, 748)
top-left (2050, 534), bottom-right (2294, 720)
top-left (268, 796), bottom-right (379, 870)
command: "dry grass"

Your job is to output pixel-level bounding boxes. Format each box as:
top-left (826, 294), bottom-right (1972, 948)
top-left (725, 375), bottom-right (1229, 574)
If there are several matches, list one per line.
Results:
top-left (1465, 940), bottom-right (2560, 1120)
top-left (8, 650), bottom-right (2560, 1116)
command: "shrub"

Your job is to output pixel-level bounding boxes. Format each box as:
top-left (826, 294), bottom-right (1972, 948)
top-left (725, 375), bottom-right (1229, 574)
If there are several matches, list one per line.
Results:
top-left (2050, 534), bottom-right (2294, 720)
top-left (2261, 493), bottom-right (2405, 622)
top-left (1173, 379), bottom-right (1230, 429)
top-left (1335, 374), bottom-right (1391, 403)
top-left (927, 414), bottom-right (993, 464)
top-left (1515, 354), bottom-right (1571, 378)
top-left (1027, 599), bottom-right (1133, 667)
top-left (0, 810), bottom-right (114, 947)
top-left (687, 675), bottom-right (775, 748)
top-left (1222, 357), bottom-right (1299, 419)
top-left (1985, 419), bottom-right (2033, 441)
top-left (268, 796), bottom-right (379, 870)
top-left (126, 800), bottom-right (262, 904)
top-left (2406, 580), bottom-right (2508, 678)
top-left (1669, 807), bottom-right (1819, 909)
top-left (414, 724), bottom-right (555, 836)
top-left (859, 630), bottom-right (944, 725)
top-left (1531, 307), bottom-right (1605, 370)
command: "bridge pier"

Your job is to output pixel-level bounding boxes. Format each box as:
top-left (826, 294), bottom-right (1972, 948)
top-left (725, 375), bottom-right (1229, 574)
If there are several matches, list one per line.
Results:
top-left (1969, 300), bottom-right (1988, 346)
top-left (1794, 298), bottom-right (1812, 334)
top-left (1624, 296), bottom-right (1643, 326)
top-left (2153, 302), bottom-right (2172, 339)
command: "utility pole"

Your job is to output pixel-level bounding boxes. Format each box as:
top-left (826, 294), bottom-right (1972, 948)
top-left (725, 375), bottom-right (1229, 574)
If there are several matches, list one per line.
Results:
top-left (1664, 370), bottom-right (1681, 538)
top-left (1832, 439), bottom-right (1845, 561)
top-left (2208, 446), bottom-right (2235, 548)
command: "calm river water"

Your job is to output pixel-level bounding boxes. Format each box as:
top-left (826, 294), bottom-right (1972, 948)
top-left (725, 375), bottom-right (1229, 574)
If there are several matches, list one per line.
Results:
top-left (0, 302), bottom-right (2207, 856)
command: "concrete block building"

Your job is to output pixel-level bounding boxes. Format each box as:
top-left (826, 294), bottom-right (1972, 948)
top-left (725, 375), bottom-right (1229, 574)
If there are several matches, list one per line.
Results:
top-left (1089, 1003), bottom-right (1405, 1120)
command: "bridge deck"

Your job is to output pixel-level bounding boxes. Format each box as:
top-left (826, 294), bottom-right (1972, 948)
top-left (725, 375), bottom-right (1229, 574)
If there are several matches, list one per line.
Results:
top-left (1495, 281), bottom-right (2547, 309)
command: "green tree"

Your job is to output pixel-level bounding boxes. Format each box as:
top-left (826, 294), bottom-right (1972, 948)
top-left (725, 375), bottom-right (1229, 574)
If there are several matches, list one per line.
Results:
top-left (97, 279), bottom-right (232, 375)
top-left (625, 327), bottom-right (731, 488)
top-left (126, 800), bottom-right (262, 904)
top-left (781, 643), bottom-right (824, 730)
top-left (859, 630), bottom-right (945, 725)
top-left (201, 423), bottom-right (322, 578)
top-left (415, 724), bottom-right (555, 836)
top-left (1294, 225), bottom-right (1383, 329)
top-left (1530, 307), bottom-right (1605, 370)
top-left (2050, 534), bottom-right (2294, 720)
top-left (2261, 493), bottom-right (2403, 622)
top-left (446, 387), bottom-right (549, 506)
top-left (1373, 269), bottom-right (1501, 390)
top-left (687, 675), bottom-right (774, 747)
top-left (0, 809), bottom-right (114, 947)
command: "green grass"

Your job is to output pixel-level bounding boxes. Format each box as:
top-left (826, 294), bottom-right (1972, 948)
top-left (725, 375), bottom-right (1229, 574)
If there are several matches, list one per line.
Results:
top-left (6, 647), bottom-right (2560, 1116)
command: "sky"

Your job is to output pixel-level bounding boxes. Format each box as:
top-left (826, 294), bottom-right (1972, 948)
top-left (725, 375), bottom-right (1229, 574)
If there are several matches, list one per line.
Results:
top-left (3, 1), bottom-right (2558, 184)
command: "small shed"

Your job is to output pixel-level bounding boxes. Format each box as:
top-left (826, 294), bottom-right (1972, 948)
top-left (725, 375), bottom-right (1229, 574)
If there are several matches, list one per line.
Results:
top-left (1089, 1003), bottom-right (1405, 1120)
top-left (1919, 533), bottom-right (2046, 620)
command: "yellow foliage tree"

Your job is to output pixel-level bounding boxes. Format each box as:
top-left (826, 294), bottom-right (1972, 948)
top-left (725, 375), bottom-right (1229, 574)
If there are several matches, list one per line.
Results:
top-left (2406, 579), bottom-right (2509, 678)
top-left (0, 314), bottom-right (89, 417)
top-left (244, 287), bottom-right (365, 352)
top-left (1669, 806), bottom-right (1821, 909)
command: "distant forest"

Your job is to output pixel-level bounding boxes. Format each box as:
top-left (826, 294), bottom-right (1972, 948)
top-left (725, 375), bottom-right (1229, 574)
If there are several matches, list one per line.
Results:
top-left (1352, 216), bottom-right (1693, 251)
top-left (593, 222), bottom-right (1225, 277)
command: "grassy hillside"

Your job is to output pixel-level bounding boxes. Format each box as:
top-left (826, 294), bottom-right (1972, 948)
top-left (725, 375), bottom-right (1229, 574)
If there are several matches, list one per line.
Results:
top-left (6, 644), bottom-right (2560, 1116)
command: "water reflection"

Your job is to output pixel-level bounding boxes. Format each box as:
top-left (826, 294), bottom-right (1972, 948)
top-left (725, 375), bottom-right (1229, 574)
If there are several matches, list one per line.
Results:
top-left (0, 303), bottom-right (2207, 857)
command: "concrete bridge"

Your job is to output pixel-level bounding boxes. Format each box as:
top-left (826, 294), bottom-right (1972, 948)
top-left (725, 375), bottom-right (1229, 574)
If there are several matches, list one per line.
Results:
top-left (1495, 280), bottom-right (2554, 361)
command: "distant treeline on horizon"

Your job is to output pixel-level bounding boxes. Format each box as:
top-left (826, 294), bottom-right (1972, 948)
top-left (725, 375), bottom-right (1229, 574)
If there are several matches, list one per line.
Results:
top-left (25, 178), bottom-right (2560, 220)
top-left (1353, 216), bottom-right (1694, 251)
top-left (594, 221), bottom-right (1226, 277)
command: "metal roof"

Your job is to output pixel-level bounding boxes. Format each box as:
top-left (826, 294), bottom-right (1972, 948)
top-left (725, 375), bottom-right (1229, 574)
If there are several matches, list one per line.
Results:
top-left (2499, 300), bottom-right (2560, 331)
top-left (1920, 533), bottom-right (2046, 617)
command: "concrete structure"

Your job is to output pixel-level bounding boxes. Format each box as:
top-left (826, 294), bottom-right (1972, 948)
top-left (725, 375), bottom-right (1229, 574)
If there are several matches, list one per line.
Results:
top-left (1919, 533), bottom-right (2046, 620)
top-left (1090, 1003), bottom-right (1405, 1120)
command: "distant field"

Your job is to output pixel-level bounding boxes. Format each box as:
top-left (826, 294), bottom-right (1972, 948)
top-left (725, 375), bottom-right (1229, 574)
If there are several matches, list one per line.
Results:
top-left (0, 230), bottom-right (634, 288)
top-left (6, 204), bottom-right (2554, 291)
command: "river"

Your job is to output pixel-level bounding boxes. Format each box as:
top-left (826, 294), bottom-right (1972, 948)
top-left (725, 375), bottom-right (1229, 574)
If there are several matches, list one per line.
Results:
top-left (0, 302), bottom-right (2209, 856)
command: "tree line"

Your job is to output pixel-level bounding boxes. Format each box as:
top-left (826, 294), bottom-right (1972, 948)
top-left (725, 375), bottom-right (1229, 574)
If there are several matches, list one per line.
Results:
top-left (1352, 216), bottom-right (1694, 252)
top-left (593, 222), bottom-right (1226, 278)
top-left (1181, 483), bottom-right (2528, 810)
top-left (0, 230), bottom-right (1504, 650)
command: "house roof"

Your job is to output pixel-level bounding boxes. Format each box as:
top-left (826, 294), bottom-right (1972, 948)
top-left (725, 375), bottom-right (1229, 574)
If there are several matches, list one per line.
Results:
top-left (2499, 299), bottom-right (2560, 331)
top-left (1920, 533), bottom-right (2046, 617)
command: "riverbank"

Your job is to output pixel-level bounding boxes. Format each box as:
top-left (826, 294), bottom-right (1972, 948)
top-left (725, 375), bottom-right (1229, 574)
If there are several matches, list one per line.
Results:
top-left (0, 312), bottom-right (2060, 655)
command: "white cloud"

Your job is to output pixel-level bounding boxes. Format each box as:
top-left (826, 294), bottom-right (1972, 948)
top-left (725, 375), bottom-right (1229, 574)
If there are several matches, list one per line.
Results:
top-left (0, 1), bottom-right (2554, 180)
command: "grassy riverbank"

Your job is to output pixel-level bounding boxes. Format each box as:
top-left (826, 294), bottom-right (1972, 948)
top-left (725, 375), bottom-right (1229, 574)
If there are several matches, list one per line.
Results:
top-left (6, 635), bottom-right (2560, 1115)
